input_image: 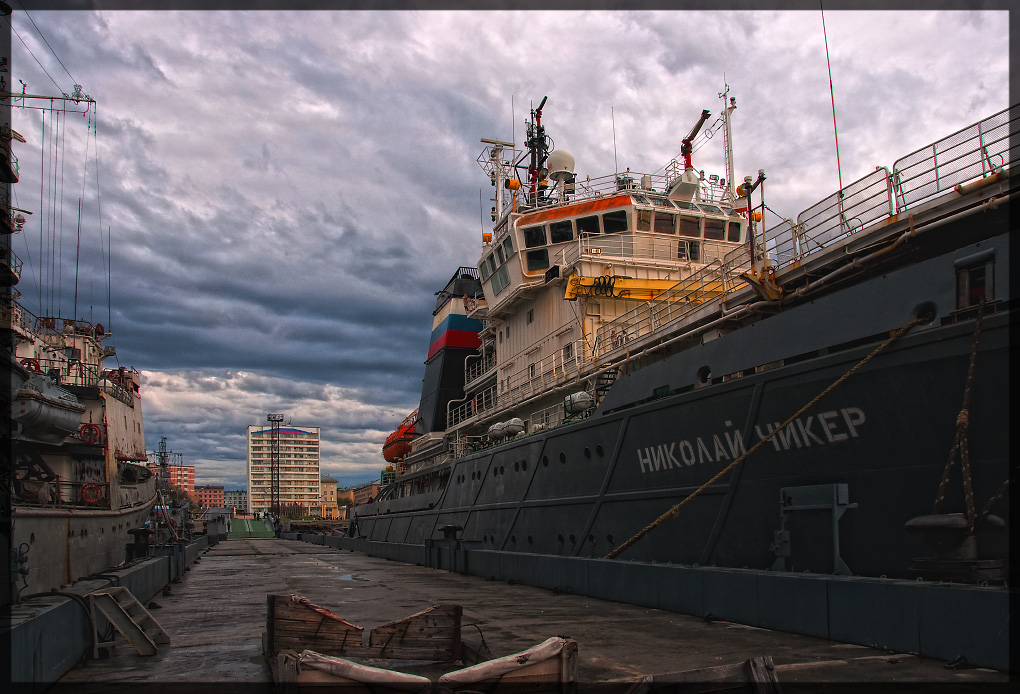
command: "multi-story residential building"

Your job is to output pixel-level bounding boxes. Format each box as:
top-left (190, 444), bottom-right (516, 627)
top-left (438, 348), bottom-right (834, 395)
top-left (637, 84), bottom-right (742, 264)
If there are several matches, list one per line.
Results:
top-left (246, 424), bottom-right (321, 515)
top-left (195, 485), bottom-right (225, 509)
top-left (224, 489), bottom-right (248, 513)
top-left (147, 463), bottom-right (195, 496)
top-left (352, 482), bottom-right (381, 506)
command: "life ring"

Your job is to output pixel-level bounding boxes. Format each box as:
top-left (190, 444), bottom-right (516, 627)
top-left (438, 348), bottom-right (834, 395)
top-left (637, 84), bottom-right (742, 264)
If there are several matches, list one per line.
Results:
top-left (79, 423), bottom-right (102, 444)
top-left (20, 358), bottom-right (42, 373)
top-left (80, 483), bottom-right (103, 504)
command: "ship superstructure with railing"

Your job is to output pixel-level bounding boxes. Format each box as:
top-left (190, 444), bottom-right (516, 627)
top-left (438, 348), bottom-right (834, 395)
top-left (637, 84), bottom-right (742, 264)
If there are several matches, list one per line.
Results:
top-left (3, 89), bottom-right (156, 604)
top-left (384, 94), bottom-right (1015, 500)
top-left (400, 92), bottom-right (753, 470)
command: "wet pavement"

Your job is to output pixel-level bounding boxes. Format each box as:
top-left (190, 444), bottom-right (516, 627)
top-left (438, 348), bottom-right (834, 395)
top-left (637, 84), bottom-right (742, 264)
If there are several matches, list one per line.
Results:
top-left (53, 538), bottom-right (1009, 690)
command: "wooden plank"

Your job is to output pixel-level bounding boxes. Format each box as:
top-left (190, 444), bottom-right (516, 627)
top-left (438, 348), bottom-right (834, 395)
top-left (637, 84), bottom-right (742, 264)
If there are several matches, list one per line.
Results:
top-left (439, 637), bottom-right (577, 692)
top-left (369, 604), bottom-right (462, 661)
top-left (626, 656), bottom-right (781, 694)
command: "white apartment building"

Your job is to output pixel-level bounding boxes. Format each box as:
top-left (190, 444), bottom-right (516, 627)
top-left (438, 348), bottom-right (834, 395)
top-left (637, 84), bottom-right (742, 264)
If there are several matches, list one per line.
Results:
top-left (246, 424), bottom-right (321, 515)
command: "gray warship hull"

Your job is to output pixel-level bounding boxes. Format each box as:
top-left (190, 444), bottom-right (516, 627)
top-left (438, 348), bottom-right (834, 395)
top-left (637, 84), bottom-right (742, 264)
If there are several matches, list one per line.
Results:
top-left (353, 211), bottom-right (1011, 580)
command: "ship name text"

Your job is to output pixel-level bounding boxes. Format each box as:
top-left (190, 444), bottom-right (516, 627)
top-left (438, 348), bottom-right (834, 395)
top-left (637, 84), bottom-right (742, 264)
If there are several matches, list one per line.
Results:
top-left (637, 407), bottom-right (865, 473)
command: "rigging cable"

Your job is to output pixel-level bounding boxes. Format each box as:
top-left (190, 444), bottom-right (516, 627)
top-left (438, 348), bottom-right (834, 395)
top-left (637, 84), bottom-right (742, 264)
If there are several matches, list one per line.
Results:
top-left (90, 103), bottom-right (111, 334)
top-left (16, 0), bottom-right (79, 85)
top-left (820, 2), bottom-right (844, 194)
top-left (38, 108), bottom-right (44, 314)
top-left (4, 16), bottom-right (64, 95)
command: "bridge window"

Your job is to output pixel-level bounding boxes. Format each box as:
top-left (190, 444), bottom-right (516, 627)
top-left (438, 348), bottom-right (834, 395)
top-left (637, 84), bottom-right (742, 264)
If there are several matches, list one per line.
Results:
top-left (523, 225), bottom-right (547, 248)
top-left (577, 215), bottom-right (600, 235)
top-left (603, 210), bottom-right (629, 233)
top-left (727, 221), bottom-right (742, 242)
top-left (496, 244), bottom-right (506, 263)
top-left (636, 209), bottom-right (651, 231)
top-left (654, 212), bottom-right (677, 234)
top-left (526, 249), bottom-right (550, 272)
top-left (678, 216), bottom-right (700, 237)
top-left (502, 236), bottom-right (514, 257)
top-left (679, 240), bottom-right (701, 262)
top-left (549, 220), bottom-right (573, 243)
top-left (704, 218), bottom-right (726, 240)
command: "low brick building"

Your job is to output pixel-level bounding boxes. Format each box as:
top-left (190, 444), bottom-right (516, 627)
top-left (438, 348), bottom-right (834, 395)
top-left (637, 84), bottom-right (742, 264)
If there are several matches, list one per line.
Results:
top-left (195, 485), bottom-right (225, 509)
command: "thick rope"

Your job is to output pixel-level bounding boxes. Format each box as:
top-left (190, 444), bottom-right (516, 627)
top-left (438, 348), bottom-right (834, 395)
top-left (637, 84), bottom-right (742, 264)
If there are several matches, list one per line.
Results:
top-left (931, 299), bottom-right (984, 530)
top-left (604, 315), bottom-right (925, 560)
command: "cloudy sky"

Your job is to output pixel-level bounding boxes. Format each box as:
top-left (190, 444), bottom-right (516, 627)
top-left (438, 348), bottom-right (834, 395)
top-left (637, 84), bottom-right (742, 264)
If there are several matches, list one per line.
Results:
top-left (5, 6), bottom-right (1011, 490)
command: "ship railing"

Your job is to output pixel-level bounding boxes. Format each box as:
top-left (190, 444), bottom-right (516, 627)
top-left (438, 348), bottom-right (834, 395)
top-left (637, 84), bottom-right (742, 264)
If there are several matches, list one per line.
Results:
top-left (892, 103), bottom-right (1018, 212)
top-left (560, 231), bottom-right (688, 269)
top-left (590, 256), bottom-right (749, 362)
top-left (15, 478), bottom-right (111, 510)
top-left (464, 351), bottom-right (497, 387)
top-left (559, 233), bottom-right (740, 280)
top-left (515, 168), bottom-right (733, 212)
top-left (448, 383), bottom-right (498, 428)
top-left (524, 399), bottom-right (572, 433)
top-left (495, 336), bottom-right (587, 410)
top-left (762, 167), bottom-right (895, 272)
top-left (18, 351), bottom-right (134, 406)
top-left (2, 245), bottom-right (23, 282)
top-left (758, 106), bottom-right (1018, 273)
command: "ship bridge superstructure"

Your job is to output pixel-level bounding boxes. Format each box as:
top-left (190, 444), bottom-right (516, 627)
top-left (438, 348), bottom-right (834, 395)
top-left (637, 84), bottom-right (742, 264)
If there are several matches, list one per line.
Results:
top-left (435, 99), bottom-right (1017, 457)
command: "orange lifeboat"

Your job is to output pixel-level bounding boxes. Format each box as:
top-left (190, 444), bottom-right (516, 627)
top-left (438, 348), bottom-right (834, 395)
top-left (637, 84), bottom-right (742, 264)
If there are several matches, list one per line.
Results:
top-left (383, 410), bottom-right (417, 463)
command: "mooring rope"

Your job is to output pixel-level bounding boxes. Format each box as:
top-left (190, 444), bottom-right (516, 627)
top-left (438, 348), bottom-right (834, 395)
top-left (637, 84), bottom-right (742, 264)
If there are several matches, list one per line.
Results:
top-left (604, 314), bottom-right (926, 560)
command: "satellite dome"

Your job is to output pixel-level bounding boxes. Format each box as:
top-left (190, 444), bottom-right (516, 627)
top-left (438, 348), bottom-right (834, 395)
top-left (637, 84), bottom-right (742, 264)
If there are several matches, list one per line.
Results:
top-left (547, 149), bottom-right (575, 181)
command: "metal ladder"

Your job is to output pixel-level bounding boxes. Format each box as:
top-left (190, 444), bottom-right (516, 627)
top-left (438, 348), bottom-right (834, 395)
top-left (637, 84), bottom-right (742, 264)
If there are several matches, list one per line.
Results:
top-left (90, 586), bottom-right (170, 656)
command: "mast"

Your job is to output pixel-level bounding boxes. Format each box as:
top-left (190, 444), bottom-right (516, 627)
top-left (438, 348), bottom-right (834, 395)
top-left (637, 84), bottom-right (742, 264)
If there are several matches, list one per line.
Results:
top-left (526, 96), bottom-right (549, 200)
top-left (720, 84), bottom-right (737, 205)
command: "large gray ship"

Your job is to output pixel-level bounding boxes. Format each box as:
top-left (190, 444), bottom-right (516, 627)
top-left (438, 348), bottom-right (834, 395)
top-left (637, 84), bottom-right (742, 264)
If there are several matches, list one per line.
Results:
top-left (352, 95), bottom-right (1012, 613)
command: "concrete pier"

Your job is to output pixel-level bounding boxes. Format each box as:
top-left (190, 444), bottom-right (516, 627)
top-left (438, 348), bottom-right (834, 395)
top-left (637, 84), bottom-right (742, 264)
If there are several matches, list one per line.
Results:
top-left (42, 537), bottom-right (1008, 690)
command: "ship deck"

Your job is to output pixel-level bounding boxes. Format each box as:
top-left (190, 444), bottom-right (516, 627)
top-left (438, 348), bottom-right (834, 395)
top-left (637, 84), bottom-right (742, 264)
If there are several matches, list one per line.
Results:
top-left (48, 537), bottom-right (1008, 690)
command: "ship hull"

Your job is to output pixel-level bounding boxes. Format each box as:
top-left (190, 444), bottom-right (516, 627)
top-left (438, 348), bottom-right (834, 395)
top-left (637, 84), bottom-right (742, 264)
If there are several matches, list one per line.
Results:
top-left (354, 303), bottom-right (1010, 581)
top-left (11, 490), bottom-right (157, 596)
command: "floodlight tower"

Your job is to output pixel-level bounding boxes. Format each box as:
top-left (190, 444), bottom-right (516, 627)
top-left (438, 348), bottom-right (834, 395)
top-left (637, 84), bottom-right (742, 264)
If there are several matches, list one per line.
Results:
top-left (267, 413), bottom-right (284, 516)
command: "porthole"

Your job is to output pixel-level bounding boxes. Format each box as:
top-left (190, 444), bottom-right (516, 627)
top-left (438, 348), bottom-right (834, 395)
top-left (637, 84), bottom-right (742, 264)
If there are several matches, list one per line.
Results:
top-left (559, 452), bottom-right (566, 464)
top-left (522, 461), bottom-right (528, 471)
top-left (569, 534), bottom-right (576, 544)
top-left (511, 534), bottom-right (517, 544)
top-left (542, 456), bottom-right (549, 467)
top-left (493, 468), bottom-right (497, 477)
top-left (697, 365), bottom-right (712, 386)
top-left (557, 534), bottom-right (564, 545)
top-left (527, 534), bottom-right (533, 544)
top-left (607, 534), bottom-right (615, 544)
top-left (500, 465), bottom-right (505, 474)
top-left (912, 301), bottom-right (937, 325)
top-left (584, 447), bottom-right (591, 459)
top-left (588, 534), bottom-right (596, 545)
top-left (30, 533), bottom-right (35, 544)
top-left (596, 444), bottom-right (605, 457)
top-left (514, 461), bottom-right (520, 472)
